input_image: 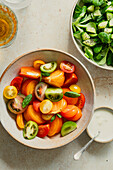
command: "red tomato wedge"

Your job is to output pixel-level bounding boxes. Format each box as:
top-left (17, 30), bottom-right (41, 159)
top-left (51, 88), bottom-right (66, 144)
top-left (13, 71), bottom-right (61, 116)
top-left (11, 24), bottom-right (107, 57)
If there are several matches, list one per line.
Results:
top-left (49, 99), bottom-right (67, 114)
top-left (67, 107), bottom-right (82, 121)
top-left (19, 67), bottom-right (41, 79)
top-left (33, 100), bottom-right (41, 112)
top-left (61, 105), bottom-right (78, 119)
top-left (10, 76), bottom-right (23, 91)
top-left (76, 93), bottom-right (85, 109)
top-left (60, 61), bottom-right (75, 73)
top-left (63, 73), bottom-right (78, 87)
top-left (37, 124), bottom-right (50, 138)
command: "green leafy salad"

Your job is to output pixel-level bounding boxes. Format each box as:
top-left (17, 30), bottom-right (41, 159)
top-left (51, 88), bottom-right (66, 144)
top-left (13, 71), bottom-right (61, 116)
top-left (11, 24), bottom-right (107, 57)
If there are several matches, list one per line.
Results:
top-left (72, 0), bottom-right (113, 67)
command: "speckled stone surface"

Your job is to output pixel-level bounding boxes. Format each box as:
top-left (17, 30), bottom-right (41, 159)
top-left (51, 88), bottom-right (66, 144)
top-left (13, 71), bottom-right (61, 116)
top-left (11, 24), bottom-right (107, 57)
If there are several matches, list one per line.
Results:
top-left (0, 0), bottom-right (113, 169)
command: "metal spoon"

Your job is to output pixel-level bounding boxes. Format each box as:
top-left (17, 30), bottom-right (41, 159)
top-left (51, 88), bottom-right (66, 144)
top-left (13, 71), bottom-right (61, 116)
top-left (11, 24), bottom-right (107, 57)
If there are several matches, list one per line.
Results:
top-left (74, 131), bottom-right (100, 160)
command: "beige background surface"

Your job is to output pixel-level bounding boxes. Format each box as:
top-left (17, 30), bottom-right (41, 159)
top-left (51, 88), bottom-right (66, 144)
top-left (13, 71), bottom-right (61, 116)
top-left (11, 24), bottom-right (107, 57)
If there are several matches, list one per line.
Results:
top-left (0, 0), bottom-right (113, 170)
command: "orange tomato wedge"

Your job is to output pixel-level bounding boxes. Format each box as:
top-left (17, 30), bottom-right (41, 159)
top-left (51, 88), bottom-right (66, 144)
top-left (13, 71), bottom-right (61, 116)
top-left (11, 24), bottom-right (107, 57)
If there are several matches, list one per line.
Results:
top-left (24, 105), bottom-right (46, 125)
top-left (33, 60), bottom-right (45, 69)
top-left (16, 114), bottom-right (24, 129)
top-left (49, 99), bottom-right (67, 114)
top-left (21, 79), bottom-right (32, 95)
top-left (26, 80), bottom-right (38, 96)
top-left (43, 70), bottom-right (65, 87)
top-left (48, 116), bottom-right (63, 137)
top-left (68, 107), bottom-right (82, 121)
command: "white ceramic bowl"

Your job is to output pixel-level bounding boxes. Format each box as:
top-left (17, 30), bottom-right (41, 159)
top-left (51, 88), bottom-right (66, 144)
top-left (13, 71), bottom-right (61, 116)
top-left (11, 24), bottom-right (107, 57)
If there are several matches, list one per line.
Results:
top-left (0, 49), bottom-right (95, 149)
top-left (70, 0), bottom-right (113, 71)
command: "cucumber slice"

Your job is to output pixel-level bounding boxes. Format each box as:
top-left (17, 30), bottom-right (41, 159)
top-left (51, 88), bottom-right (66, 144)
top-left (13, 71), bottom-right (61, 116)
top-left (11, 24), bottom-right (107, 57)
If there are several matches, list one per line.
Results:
top-left (94, 9), bottom-right (101, 17)
top-left (105, 5), bottom-right (113, 12)
top-left (87, 5), bottom-right (94, 12)
top-left (85, 53), bottom-right (90, 58)
top-left (61, 121), bottom-right (77, 137)
top-left (106, 12), bottom-right (113, 21)
top-left (98, 21), bottom-right (108, 29)
top-left (89, 33), bottom-right (98, 37)
top-left (86, 22), bottom-right (96, 33)
top-left (84, 46), bottom-right (93, 59)
top-left (83, 39), bottom-right (96, 47)
top-left (107, 1), bottom-right (111, 6)
top-left (81, 32), bottom-right (90, 40)
top-left (104, 28), bottom-right (112, 34)
top-left (109, 18), bottom-right (113, 27)
top-left (73, 31), bottom-right (81, 39)
top-left (111, 34), bottom-right (113, 40)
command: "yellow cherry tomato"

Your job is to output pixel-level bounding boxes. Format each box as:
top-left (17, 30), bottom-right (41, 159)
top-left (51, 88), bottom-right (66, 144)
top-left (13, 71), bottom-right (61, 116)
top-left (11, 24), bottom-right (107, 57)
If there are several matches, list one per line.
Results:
top-left (42, 114), bottom-right (53, 121)
top-left (33, 60), bottom-right (45, 69)
top-left (69, 84), bottom-right (81, 93)
top-left (40, 99), bottom-right (53, 114)
top-left (3, 86), bottom-right (18, 99)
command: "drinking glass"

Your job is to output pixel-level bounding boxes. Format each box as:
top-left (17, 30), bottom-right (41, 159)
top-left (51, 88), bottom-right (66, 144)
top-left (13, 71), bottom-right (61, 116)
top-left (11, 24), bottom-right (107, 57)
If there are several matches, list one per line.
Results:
top-left (0, 0), bottom-right (31, 9)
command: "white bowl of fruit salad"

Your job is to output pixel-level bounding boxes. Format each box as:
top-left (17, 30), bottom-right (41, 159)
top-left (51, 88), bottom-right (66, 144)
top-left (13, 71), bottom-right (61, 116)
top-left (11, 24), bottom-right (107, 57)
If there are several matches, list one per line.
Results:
top-left (0, 49), bottom-right (95, 149)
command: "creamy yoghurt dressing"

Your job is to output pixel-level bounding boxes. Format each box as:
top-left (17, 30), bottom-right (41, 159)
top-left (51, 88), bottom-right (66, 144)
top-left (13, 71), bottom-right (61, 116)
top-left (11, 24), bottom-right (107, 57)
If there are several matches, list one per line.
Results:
top-left (87, 108), bottom-right (113, 143)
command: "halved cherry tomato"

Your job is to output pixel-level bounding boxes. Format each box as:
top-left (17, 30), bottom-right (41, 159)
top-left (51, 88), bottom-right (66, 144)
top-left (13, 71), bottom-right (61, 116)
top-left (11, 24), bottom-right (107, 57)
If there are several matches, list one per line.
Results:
top-left (41, 114), bottom-right (53, 121)
top-left (21, 79), bottom-right (32, 95)
top-left (40, 99), bottom-right (53, 114)
top-left (62, 88), bottom-right (78, 105)
top-left (61, 105), bottom-right (78, 119)
top-left (24, 105), bottom-right (46, 125)
top-left (19, 67), bottom-right (41, 79)
top-left (48, 116), bottom-right (63, 137)
top-left (33, 100), bottom-right (40, 112)
top-left (37, 124), bottom-right (50, 138)
top-left (60, 61), bottom-right (75, 73)
top-left (33, 60), bottom-right (45, 70)
top-left (49, 99), bottom-right (67, 114)
top-left (67, 107), bottom-right (82, 121)
top-left (69, 84), bottom-right (81, 93)
top-left (35, 82), bottom-right (47, 101)
top-left (3, 86), bottom-right (17, 99)
top-left (63, 73), bottom-right (78, 87)
top-left (10, 76), bottom-right (23, 91)
top-left (76, 93), bottom-right (85, 109)
top-left (16, 113), bottom-right (24, 129)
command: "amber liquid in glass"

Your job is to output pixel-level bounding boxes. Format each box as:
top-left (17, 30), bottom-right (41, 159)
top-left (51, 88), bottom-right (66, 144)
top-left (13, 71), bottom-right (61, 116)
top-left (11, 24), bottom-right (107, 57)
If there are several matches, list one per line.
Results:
top-left (0, 13), bottom-right (13, 43)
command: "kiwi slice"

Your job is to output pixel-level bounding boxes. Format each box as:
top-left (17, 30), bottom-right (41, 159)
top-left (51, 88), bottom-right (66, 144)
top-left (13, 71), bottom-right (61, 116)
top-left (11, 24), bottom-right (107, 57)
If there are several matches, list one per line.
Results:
top-left (61, 121), bottom-right (77, 137)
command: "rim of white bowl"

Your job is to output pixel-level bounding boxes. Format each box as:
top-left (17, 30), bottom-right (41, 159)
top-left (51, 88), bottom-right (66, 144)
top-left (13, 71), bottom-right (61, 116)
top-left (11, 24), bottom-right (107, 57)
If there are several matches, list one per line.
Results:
top-left (70, 0), bottom-right (113, 71)
top-left (0, 48), bottom-right (96, 149)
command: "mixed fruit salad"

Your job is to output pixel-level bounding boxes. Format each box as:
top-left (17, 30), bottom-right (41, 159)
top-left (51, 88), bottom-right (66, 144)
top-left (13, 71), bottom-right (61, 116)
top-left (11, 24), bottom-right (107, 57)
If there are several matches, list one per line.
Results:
top-left (3, 60), bottom-right (85, 140)
top-left (72, 0), bottom-right (113, 67)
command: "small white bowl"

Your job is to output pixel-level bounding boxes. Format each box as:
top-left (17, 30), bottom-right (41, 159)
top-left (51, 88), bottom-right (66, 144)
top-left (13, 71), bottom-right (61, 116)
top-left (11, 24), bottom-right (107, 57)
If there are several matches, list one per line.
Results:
top-left (70, 0), bottom-right (113, 71)
top-left (87, 107), bottom-right (113, 143)
top-left (0, 49), bottom-right (95, 149)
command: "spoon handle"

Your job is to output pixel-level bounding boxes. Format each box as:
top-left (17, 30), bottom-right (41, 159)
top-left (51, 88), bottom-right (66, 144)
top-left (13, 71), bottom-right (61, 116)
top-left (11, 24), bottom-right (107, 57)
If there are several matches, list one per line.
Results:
top-left (74, 134), bottom-right (98, 160)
